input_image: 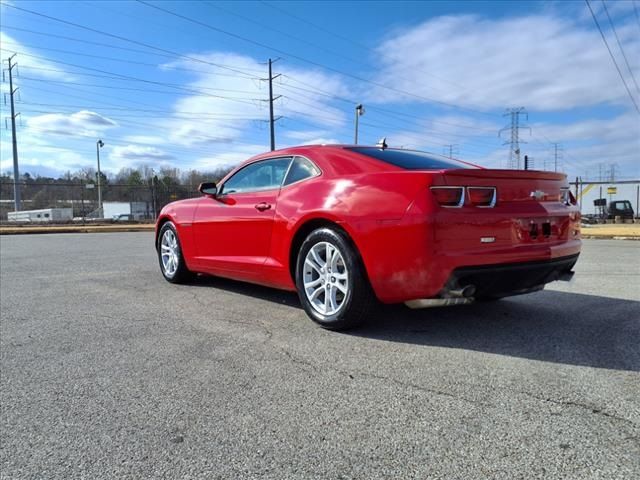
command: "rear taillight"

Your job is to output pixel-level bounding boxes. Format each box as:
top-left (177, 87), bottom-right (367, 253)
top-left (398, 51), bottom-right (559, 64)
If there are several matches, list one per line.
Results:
top-left (430, 187), bottom-right (464, 207)
top-left (560, 188), bottom-right (577, 206)
top-left (467, 187), bottom-right (496, 207)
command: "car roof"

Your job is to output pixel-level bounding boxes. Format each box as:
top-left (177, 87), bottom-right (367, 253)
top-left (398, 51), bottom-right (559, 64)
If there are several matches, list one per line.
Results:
top-left (250, 144), bottom-right (465, 163)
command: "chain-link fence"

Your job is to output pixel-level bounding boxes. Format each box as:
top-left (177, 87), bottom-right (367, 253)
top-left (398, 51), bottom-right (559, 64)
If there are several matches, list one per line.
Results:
top-left (574, 179), bottom-right (639, 221)
top-left (0, 181), bottom-right (201, 222)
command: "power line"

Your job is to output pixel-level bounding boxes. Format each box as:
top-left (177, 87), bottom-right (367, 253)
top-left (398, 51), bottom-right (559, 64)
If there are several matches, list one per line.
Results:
top-left (135, 0), bottom-right (497, 117)
top-left (0, 41), bottom-right (260, 79)
top-left (0, 50), bottom-right (260, 106)
top-left (279, 78), bottom-right (499, 134)
top-left (0, 2), bottom-right (260, 79)
top-left (585, 0), bottom-right (640, 114)
top-left (258, 0), bottom-right (475, 95)
top-left (19, 107), bottom-right (264, 122)
top-left (16, 102), bottom-right (265, 119)
top-left (203, 0), bottom-right (459, 99)
top-left (601, 0), bottom-right (640, 95)
top-left (1, 26), bottom-right (262, 78)
top-left (16, 75), bottom-right (263, 98)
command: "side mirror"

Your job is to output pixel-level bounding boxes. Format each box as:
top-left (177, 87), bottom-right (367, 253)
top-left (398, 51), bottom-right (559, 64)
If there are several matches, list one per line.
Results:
top-left (198, 182), bottom-right (217, 196)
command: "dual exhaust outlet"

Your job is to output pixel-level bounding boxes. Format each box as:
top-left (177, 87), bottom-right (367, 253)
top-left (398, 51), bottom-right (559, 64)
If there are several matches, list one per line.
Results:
top-left (405, 285), bottom-right (476, 309)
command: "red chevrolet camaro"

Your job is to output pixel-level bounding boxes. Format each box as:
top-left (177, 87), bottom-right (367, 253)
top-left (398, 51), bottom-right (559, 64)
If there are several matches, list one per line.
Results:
top-left (156, 144), bottom-right (581, 330)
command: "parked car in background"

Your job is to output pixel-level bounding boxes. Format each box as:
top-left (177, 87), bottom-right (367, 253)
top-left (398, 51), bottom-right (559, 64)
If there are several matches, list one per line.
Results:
top-left (155, 144), bottom-right (581, 330)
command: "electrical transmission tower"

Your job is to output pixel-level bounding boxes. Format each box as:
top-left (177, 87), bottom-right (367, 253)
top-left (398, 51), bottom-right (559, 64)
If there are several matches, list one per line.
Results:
top-left (552, 143), bottom-right (563, 172)
top-left (499, 107), bottom-right (530, 169)
top-left (442, 144), bottom-right (459, 158)
top-left (4, 54), bottom-right (21, 211)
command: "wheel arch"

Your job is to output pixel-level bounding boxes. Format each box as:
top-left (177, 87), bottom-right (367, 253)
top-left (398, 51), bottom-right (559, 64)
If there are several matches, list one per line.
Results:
top-left (288, 217), bottom-right (371, 290)
top-left (155, 215), bottom-right (173, 250)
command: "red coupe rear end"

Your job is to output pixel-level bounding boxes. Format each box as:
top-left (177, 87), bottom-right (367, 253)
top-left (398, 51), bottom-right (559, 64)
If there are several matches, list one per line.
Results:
top-left (155, 145), bottom-right (581, 329)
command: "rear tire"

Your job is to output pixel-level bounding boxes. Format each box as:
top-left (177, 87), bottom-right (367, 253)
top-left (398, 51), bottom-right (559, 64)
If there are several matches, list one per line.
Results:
top-left (295, 227), bottom-right (376, 330)
top-left (158, 221), bottom-right (193, 284)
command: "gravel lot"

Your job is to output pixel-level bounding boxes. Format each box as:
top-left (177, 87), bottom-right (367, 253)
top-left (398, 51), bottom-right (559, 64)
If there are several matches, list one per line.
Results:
top-left (1, 233), bottom-right (639, 479)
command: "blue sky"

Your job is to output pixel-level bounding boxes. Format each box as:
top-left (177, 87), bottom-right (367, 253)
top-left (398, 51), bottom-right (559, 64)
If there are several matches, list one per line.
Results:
top-left (0, 0), bottom-right (638, 180)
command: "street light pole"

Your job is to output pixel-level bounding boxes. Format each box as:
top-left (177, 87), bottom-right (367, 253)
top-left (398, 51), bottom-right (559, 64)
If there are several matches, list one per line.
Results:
top-left (354, 104), bottom-right (365, 144)
top-left (96, 139), bottom-right (104, 218)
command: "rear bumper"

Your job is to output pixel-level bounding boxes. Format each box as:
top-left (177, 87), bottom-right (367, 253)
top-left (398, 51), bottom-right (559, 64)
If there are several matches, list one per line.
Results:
top-left (444, 253), bottom-right (579, 299)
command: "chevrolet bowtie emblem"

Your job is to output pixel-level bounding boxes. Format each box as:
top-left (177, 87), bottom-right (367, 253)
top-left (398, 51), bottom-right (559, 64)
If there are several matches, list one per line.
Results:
top-left (530, 190), bottom-right (546, 200)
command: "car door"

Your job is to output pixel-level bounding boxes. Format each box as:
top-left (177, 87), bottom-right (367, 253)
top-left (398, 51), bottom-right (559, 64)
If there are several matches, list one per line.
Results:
top-left (192, 157), bottom-right (292, 275)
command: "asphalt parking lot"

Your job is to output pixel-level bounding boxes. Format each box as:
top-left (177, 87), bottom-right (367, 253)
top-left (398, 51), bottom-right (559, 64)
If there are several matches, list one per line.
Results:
top-left (1, 233), bottom-right (638, 479)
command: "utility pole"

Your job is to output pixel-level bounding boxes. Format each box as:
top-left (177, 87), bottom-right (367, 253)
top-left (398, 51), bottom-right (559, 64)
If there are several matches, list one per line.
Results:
top-left (6, 54), bottom-right (21, 211)
top-left (499, 107), bottom-right (530, 169)
top-left (96, 139), bottom-right (104, 218)
top-left (267, 58), bottom-right (282, 151)
top-left (609, 163), bottom-right (618, 182)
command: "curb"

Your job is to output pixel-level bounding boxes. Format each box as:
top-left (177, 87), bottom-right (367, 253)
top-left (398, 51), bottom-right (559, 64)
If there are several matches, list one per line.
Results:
top-left (0, 225), bottom-right (155, 235)
top-left (581, 235), bottom-right (640, 240)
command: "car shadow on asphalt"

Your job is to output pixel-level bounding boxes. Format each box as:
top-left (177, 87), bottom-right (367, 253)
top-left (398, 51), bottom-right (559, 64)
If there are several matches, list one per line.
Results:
top-left (189, 274), bottom-right (301, 308)
top-left (189, 275), bottom-right (639, 372)
top-left (353, 291), bottom-right (640, 372)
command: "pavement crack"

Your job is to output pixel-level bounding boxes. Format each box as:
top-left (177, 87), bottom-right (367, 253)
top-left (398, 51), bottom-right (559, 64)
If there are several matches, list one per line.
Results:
top-left (516, 390), bottom-right (639, 428)
top-left (276, 347), bottom-right (490, 407)
top-left (187, 289), bottom-right (274, 342)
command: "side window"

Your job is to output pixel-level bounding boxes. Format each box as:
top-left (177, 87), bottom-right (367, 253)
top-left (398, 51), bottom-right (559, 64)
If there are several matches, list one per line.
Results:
top-left (283, 157), bottom-right (320, 186)
top-left (222, 157), bottom-right (292, 194)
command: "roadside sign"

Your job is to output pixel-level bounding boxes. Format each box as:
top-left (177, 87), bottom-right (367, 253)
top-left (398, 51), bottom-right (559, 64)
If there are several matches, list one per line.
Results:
top-left (607, 187), bottom-right (617, 194)
top-left (86, 183), bottom-right (95, 189)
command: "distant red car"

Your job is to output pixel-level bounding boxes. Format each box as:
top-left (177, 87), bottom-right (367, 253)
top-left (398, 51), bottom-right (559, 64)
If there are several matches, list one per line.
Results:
top-left (156, 144), bottom-right (581, 330)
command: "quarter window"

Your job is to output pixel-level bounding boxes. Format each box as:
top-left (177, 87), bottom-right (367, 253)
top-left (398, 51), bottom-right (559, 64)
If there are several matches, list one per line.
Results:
top-left (283, 157), bottom-right (320, 186)
top-left (222, 157), bottom-right (292, 194)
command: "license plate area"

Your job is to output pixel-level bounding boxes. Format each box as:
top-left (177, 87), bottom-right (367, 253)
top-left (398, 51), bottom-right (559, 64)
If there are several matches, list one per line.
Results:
top-left (520, 218), bottom-right (560, 242)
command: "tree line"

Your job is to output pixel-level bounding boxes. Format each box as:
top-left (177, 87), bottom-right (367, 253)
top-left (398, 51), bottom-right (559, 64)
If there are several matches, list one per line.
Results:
top-left (0, 166), bottom-right (234, 218)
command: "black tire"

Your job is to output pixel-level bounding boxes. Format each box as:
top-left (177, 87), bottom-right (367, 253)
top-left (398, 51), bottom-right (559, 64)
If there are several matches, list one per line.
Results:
top-left (157, 221), bottom-right (194, 284)
top-left (295, 227), bottom-right (376, 330)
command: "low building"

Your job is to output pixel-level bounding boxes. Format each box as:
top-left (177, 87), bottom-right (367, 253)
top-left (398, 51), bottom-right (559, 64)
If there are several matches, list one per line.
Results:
top-left (7, 208), bottom-right (73, 223)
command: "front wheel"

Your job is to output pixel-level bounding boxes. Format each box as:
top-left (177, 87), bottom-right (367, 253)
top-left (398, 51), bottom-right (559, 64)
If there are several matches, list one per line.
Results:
top-left (158, 221), bottom-right (193, 283)
top-left (295, 227), bottom-right (376, 330)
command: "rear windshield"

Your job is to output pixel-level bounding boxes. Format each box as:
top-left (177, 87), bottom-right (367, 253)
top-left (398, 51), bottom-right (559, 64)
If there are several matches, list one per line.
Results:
top-left (348, 147), bottom-right (474, 170)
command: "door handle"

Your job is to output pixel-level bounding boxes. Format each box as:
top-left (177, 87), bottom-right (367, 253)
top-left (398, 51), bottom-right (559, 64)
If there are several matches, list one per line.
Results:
top-left (255, 202), bottom-right (271, 212)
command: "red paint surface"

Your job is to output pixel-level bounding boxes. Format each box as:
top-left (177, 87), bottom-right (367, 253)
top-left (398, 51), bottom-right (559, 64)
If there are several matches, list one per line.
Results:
top-left (156, 145), bottom-right (581, 303)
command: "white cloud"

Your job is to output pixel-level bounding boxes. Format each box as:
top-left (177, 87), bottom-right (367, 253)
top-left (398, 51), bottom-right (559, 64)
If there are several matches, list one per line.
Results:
top-left (160, 52), bottom-right (350, 148)
top-left (27, 111), bottom-right (117, 136)
top-left (122, 135), bottom-right (167, 145)
top-left (0, 32), bottom-right (73, 80)
top-left (372, 14), bottom-right (640, 111)
top-left (190, 143), bottom-right (266, 170)
top-left (110, 145), bottom-right (175, 162)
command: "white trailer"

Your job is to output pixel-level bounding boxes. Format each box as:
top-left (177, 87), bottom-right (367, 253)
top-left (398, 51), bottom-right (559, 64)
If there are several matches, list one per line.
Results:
top-left (102, 201), bottom-right (149, 220)
top-left (7, 208), bottom-right (73, 223)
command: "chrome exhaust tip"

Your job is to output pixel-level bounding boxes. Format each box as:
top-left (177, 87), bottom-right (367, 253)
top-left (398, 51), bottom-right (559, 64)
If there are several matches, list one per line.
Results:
top-left (557, 270), bottom-right (575, 282)
top-left (448, 285), bottom-right (476, 298)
